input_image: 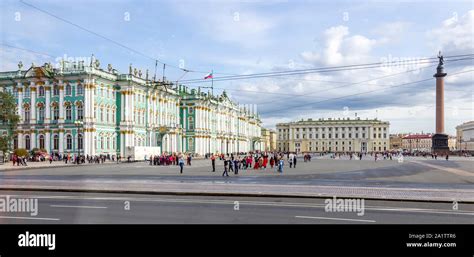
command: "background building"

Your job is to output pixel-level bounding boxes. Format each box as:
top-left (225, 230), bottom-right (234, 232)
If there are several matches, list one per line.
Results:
top-left (178, 86), bottom-right (263, 155)
top-left (276, 117), bottom-right (390, 153)
top-left (456, 121), bottom-right (474, 151)
top-left (389, 133), bottom-right (408, 150)
top-left (261, 128), bottom-right (277, 152)
top-left (0, 61), bottom-right (263, 157)
top-left (402, 134), bottom-right (433, 152)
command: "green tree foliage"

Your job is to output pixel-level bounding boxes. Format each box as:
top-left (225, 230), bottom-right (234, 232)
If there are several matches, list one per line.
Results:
top-left (0, 91), bottom-right (20, 154)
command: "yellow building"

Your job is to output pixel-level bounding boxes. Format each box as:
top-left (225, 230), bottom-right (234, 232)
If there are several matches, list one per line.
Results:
top-left (456, 121), bottom-right (474, 151)
top-left (276, 117), bottom-right (390, 153)
top-left (261, 128), bottom-right (277, 152)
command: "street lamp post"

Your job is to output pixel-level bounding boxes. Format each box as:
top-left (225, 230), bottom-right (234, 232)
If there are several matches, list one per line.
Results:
top-left (74, 120), bottom-right (83, 164)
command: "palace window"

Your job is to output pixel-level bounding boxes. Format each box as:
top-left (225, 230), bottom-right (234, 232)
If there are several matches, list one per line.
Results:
top-left (38, 86), bottom-right (45, 97)
top-left (100, 107), bottom-right (104, 122)
top-left (24, 108), bottom-right (30, 123)
top-left (78, 134), bottom-right (83, 150)
top-left (66, 135), bottom-right (72, 150)
top-left (65, 84), bottom-right (72, 96)
top-left (13, 135), bottom-right (18, 149)
top-left (13, 87), bottom-right (18, 97)
top-left (25, 135), bottom-right (31, 150)
top-left (66, 105), bottom-right (72, 120)
top-left (101, 137), bottom-right (105, 150)
top-left (106, 108), bottom-right (110, 123)
top-left (53, 84), bottom-right (59, 96)
top-left (77, 84), bottom-right (84, 95)
top-left (24, 87), bottom-right (30, 98)
top-left (38, 106), bottom-right (45, 121)
top-left (188, 117), bottom-right (194, 130)
top-left (77, 105), bottom-right (84, 120)
top-left (39, 135), bottom-right (45, 149)
top-left (53, 106), bottom-right (59, 120)
top-left (53, 135), bottom-right (59, 150)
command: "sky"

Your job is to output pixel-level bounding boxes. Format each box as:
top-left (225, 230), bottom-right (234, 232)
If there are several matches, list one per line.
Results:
top-left (0, 0), bottom-right (473, 135)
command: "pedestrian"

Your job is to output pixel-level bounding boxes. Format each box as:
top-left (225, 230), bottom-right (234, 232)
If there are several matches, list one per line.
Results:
top-left (211, 154), bottom-right (216, 172)
top-left (222, 159), bottom-right (229, 177)
top-left (446, 155), bottom-right (449, 161)
top-left (278, 159), bottom-right (284, 173)
top-left (293, 155), bottom-right (297, 168)
top-left (178, 155), bottom-right (185, 174)
top-left (234, 158), bottom-right (239, 175)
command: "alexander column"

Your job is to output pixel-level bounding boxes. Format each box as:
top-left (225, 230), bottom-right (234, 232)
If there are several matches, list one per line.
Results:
top-left (432, 51), bottom-right (449, 153)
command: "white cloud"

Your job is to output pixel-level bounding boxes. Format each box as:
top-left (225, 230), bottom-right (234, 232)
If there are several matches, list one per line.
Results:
top-left (301, 25), bottom-right (377, 66)
top-left (427, 10), bottom-right (474, 52)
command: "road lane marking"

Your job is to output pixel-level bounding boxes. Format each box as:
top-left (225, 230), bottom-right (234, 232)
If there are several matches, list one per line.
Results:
top-left (50, 205), bottom-right (107, 209)
top-left (0, 216), bottom-right (60, 221)
top-left (295, 216), bottom-right (376, 223)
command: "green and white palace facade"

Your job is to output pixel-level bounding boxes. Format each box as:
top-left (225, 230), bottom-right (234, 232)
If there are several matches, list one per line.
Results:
top-left (0, 61), bottom-right (263, 157)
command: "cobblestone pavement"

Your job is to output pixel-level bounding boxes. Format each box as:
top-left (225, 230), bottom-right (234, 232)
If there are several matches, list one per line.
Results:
top-left (1, 156), bottom-right (472, 201)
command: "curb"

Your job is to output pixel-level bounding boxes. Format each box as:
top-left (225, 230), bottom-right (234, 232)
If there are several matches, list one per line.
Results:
top-left (0, 161), bottom-right (136, 172)
top-left (0, 186), bottom-right (472, 203)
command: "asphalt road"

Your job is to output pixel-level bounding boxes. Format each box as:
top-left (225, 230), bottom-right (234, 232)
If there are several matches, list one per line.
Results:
top-left (0, 190), bottom-right (473, 224)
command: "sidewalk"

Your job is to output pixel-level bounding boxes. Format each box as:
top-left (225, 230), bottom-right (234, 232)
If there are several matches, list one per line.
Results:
top-left (1, 178), bottom-right (473, 202)
top-left (0, 160), bottom-right (123, 171)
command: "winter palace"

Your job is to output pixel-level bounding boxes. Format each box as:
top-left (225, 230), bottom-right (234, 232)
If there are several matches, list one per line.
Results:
top-left (0, 60), bottom-right (263, 157)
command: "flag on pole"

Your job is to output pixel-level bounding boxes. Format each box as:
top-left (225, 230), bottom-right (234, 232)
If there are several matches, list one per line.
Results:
top-left (204, 71), bottom-right (213, 79)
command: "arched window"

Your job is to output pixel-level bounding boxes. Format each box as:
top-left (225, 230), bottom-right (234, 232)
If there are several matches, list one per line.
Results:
top-left (24, 108), bottom-right (30, 123)
top-left (25, 135), bottom-right (31, 150)
top-left (39, 135), bottom-right (45, 149)
top-left (101, 136), bottom-right (105, 150)
top-left (38, 106), bottom-right (45, 121)
top-left (38, 86), bottom-right (45, 97)
top-left (78, 134), bottom-right (83, 150)
top-left (77, 104), bottom-right (83, 120)
top-left (76, 84), bottom-right (84, 95)
top-left (106, 108), bottom-right (110, 123)
top-left (53, 84), bottom-right (59, 96)
top-left (188, 138), bottom-right (194, 151)
top-left (188, 117), bottom-right (194, 130)
top-left (53, 105), bottom-right (59, 120)
top-left (24, 87), bottom-right (30, 98)
top-left (13, 135), bottom-right (18, 149)
top-left (66, 134), bottom-right (72, 150)
top-left (65, 105), bottom-right (72, 120)
top-left (100, 107), bottom-right (104, 122)
top-left (107, 137), bottom-right (110, 149)
top-left (65, 84), bottom-right (72, 96)
top-left (53, 135), bottom-right (59, 150)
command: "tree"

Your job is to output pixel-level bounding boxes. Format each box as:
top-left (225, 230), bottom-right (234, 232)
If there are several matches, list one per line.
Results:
top-left (0, 91), bottom-right (20, 156)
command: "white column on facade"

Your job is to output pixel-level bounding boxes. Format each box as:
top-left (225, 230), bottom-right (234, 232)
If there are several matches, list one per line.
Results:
top-left (45, 81), bottom-right (51, 122)
top-left (17, 82), bottom-right (24, 122)
top-left (30, 82), bottom-right (36, 123)
top-left (59, 80), bottom-right (64, 122)
top-left (31, 130), bottom-right (36, 149)
top-left (45, 133), bottom-right (51, 153)
top-left (59, 131), bottom-right (64, 154)
top-left (18, 132), bottom-right (23, 149)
